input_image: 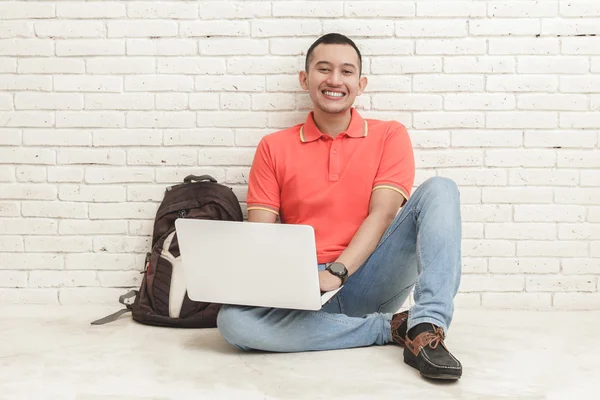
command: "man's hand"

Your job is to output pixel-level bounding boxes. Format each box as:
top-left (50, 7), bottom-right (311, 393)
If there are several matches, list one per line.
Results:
top-left (319, 270), bottom-right (342, 292)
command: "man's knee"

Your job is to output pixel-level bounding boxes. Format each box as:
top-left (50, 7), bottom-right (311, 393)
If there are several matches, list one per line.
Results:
top-left (217, 305), bottom-right (254, 350)
top-left (420, 177), bottom-right (460, 206)
top-left (424, 176), bottom-right (459, 195)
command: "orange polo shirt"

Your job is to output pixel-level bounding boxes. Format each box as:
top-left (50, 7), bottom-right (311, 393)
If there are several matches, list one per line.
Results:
top-left (246, 108), bottom-right (415, 264)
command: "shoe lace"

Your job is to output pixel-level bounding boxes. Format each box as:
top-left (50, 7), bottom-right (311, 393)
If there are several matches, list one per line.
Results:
top-left (422, 326), bottom-right (445, 349)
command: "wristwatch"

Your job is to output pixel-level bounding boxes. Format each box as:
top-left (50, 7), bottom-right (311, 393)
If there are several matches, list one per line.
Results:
top-left (325, 262), bottom-right (348, 285)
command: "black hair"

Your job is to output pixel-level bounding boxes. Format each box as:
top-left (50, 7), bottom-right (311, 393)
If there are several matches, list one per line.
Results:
top-left (305, 33), bottom-right (362, 76)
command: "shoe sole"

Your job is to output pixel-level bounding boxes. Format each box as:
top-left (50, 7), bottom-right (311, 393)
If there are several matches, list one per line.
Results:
top-left (404, 350), bottom-right (462, 380)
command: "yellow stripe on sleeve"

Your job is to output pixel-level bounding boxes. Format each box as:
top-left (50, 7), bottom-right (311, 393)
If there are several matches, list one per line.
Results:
top-left (372, 185), bottom-right (409, 203)
top-left (247, 206), bottom-right (280, 216)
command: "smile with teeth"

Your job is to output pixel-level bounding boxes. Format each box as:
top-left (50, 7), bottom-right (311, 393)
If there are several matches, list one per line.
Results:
top-left (323, 90), bottom-right (345, 98)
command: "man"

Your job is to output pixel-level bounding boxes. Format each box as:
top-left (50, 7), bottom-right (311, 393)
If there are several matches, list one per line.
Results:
top-left (217, 33), bottom-right (463, 381)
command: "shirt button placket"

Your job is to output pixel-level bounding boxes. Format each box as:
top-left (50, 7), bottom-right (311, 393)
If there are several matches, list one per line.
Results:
top-left (329, 139), bottom-right (340, 181)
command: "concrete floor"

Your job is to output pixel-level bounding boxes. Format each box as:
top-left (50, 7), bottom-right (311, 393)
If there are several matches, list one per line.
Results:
top-left (0, 306), bottom-right (599, 400)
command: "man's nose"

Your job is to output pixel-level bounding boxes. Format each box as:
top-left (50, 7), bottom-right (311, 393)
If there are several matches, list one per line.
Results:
top-left (327, 71), bottom-right (343, 86)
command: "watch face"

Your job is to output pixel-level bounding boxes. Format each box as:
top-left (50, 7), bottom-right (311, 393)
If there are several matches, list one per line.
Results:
top-left (330, 263), bottom-right (346, 275)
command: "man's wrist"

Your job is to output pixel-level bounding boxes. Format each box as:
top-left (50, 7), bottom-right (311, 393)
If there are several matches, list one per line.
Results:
top-left (326, 261), bottom-right (348, 285)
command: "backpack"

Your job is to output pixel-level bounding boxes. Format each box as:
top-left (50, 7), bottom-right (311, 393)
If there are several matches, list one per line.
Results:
top-left (91, 174), bottom-right (244, 328)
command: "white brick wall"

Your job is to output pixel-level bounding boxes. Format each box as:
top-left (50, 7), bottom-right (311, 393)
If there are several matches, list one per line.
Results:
top-left (1, 1), bottom-right (599, 310)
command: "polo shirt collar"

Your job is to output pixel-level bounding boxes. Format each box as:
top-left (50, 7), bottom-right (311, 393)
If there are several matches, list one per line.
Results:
top-left (300, 108), bottom-right (368, 143)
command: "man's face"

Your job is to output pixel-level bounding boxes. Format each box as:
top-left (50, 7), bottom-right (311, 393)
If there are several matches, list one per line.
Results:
top-left (299, 43), bottom-right (368, 115)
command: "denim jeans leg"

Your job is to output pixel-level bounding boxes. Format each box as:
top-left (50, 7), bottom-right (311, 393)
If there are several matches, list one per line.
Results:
top-left (405, 176), bottom-right (462, 333)
top-left (217, 304), bottom-right (390, 352)
top-left (332, 176), bottom-right (462, 335)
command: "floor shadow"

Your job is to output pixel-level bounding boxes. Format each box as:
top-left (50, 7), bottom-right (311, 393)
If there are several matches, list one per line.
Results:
top-left (182, 329), bottom-right (246, 355)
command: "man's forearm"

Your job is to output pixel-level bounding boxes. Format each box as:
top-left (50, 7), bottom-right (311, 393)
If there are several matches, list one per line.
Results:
top-left (334, 211), bottom-right (397, 276)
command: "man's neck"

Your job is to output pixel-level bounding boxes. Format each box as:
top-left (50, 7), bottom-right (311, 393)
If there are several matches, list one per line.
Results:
top-left (312, 108), bottom-right (352, 138)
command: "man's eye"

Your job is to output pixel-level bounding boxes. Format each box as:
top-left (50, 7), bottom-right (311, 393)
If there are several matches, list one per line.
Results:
top-left (343, 70), bottom-right (353, 74)
top-left (319, 68), bottom-right (330, 72)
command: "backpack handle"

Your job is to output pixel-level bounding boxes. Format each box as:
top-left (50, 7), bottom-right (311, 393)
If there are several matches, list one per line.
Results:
top-left (183, 174), bottom-right (217, 184)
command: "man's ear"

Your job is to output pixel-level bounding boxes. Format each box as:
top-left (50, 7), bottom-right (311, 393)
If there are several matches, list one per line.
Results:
top-left (357, 76), bottom-right (368, 96)
top-left (299, 70), bottom-right (309, 91)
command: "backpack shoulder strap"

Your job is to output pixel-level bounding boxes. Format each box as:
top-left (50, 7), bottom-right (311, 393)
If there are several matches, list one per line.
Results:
top-left (90, 290), bottom-right (138, 325)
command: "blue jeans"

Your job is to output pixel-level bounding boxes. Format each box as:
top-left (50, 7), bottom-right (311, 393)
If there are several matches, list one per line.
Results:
top-left (217, 176), bottom-right (462, 352)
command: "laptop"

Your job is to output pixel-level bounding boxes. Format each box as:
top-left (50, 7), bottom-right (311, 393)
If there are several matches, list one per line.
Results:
top-left (175, 218), bottom-right (343, 311)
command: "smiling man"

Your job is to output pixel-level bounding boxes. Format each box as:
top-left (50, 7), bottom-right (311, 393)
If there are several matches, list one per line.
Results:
top-left (216, 33), bottom-right (464, 381)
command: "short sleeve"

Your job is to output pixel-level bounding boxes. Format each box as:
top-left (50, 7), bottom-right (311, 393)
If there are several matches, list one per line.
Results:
top-left (246, 137), bottom-right (280, 216)
top-left (372, 122), bottom-right (415, 203)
